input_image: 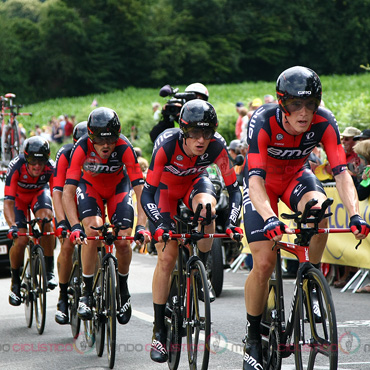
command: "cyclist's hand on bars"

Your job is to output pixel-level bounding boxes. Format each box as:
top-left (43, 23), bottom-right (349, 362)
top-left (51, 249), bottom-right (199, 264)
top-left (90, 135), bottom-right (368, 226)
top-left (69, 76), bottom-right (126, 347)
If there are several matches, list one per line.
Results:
top-left (70, 224), bottom-right (87, 244)
top-left (7, 225), bottom-right (18, 240)
top-left (263, 216), bottom-right (291, 241)
top-left (55, 220), bottom-right (69, 240)
top-left (153, 222), bottom-right (173, 243)
top-left (349, 215), bottom-right (370, 239)
top-left (226, 225), bottom-right (243, 241)
top-left (134, 225), bottom-right (151, 245)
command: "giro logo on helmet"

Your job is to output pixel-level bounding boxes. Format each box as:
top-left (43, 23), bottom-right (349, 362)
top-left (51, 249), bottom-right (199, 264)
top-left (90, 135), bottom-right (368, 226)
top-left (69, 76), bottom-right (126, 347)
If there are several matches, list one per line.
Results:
top-left (298, 91), bottom-right (312, 95)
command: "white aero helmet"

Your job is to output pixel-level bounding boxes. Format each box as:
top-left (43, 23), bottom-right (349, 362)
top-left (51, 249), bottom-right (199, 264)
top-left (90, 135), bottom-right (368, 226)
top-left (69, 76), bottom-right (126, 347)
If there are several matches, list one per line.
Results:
top-left (185, 82), bottom-right (209, 101)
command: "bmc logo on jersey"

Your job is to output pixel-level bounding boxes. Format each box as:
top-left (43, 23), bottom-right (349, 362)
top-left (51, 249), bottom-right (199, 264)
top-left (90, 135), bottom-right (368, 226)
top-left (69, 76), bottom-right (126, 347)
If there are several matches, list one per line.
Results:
top-left (165, 165), bottom-right (209, 176)
top-left (268, 144), bottom-right (316, 159)
top-left (83, 162), bottom-right (121, 173)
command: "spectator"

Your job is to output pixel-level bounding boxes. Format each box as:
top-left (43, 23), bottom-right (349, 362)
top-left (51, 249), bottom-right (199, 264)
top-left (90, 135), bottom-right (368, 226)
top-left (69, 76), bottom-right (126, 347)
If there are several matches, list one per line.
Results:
top-left (64, 115), bottom-right (74, 139)
top-left (227, 139), bottom-right (241, 164)
top-left (235, 102), bottom-right (245, 139)
top-left (264, 94), bottom-right (276, 104)
top-left (58, 115), bottom-right (66, 132)
top-left (152, 102), bottom-right (162, 122)
top-left (353, 129), bottom-right (370, 142)
top-left (247, 98), bottom-right (263, 119)
top-left (91, 98), bottom-right (98, 107)
top-left (341, 126), bottom-right (362, 169)
top-left (52, 118), bottom-right (63, 144)
top-left (353, 140), bottom-right (370, 201)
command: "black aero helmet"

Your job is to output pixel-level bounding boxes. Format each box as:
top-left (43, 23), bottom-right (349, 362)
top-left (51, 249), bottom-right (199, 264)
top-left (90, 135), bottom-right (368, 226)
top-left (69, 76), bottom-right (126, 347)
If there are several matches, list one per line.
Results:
top-left (276, 66), bottom-right (322, 115)
top-left (24, 136), bottom-right (50, 164)
top-left (87, 107), bottom-right (121, 142)
top-left (179, 100), bottom-right (218, 138)
top-left (73, 121), bottom-right (88, 143)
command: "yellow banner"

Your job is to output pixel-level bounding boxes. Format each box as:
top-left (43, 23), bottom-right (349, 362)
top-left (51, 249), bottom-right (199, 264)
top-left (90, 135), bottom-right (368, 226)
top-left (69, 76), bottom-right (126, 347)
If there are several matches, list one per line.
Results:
top-left (278, 185), bottom-right (370, 269)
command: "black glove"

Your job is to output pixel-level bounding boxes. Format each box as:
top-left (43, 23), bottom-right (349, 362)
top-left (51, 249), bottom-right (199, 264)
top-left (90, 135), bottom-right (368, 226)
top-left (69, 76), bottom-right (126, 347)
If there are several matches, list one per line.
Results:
top-left (153, 222), bottom-right (172, 243)
top-left (7, 225), bottom-right (18, 240)
top-left (225, 225), bottom-right (243, 241)
top-left (349, 215), bottom-right (370, 236)
top-left (134, 225), bottom-right (151, 243)
top-left (69, 224), bottom-right (87, 243)
top-left (263, 216), bottom-right (288, 240)
top-left (55, 220), bottom-right (68, 238)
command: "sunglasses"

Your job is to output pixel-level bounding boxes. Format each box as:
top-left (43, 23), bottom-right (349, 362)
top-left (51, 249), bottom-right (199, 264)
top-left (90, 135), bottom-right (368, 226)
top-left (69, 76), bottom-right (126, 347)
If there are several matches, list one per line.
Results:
top-left (27, 159), bottom-right (47, 166)
top-left (187, 128), bottom-right (215, 140)
top-left (284, 98), bottom-right (319, 113)
top-left (93, 136), bottom-right (118, 145)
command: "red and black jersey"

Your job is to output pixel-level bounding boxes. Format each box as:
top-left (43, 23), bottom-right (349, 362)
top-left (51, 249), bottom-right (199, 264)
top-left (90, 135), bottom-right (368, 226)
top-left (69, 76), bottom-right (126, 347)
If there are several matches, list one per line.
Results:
top-left (53, 143), bottom-right (74, 192)
top-left (247, 104), bottom-right (347, 181)
top-left (142, 128), bottom-right (241, 226)
top-left (65, 134), bottom-right (144, 190)
top-left (4, 154), bottom-right (55, 201)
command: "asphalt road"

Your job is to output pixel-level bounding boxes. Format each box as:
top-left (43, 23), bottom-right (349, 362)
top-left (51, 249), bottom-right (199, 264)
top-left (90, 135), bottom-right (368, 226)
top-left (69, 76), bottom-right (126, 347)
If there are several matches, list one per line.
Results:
top-left (0, 245), bottom-right (370, 370)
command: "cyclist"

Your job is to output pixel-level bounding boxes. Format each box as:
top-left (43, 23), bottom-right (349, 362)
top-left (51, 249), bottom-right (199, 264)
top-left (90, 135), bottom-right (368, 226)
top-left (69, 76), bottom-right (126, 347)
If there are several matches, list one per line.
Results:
top-left (63, 107), bottom-right (150, 325)
top-left (242, 66), bottom-right (370, 370)
top-left (141, 99), bottom-right (243, 363)
top-left (4, 136), bottom-right (56, 306)
top-left (53, 121), bottom-right (88, 325)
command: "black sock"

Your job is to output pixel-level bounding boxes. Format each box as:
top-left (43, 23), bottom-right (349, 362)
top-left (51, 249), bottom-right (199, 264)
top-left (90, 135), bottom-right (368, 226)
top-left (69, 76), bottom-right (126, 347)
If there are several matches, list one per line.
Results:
top-left (119, 273), bottom-right (129, 295)
top-left (198, 251), bottom-right (209, 266)
top-left (59, 283), bottom-right (68, 298)
top-left (11, 268), bottom-right (20, 285)
top-left (153, 303), bottom-right (166, 332)
top-left (246, 313), bottom-right (262, 341)
top-left (82, 275), bottom-right (93, 295)
top-left (45, 256), bottom-right (54, 274)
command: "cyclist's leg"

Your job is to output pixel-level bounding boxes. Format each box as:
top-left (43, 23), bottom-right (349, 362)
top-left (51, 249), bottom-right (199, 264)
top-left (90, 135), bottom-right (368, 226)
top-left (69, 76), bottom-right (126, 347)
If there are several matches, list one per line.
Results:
top-left (243, 175), bottom-right (278, 370)
top-left (76, 183), bottom-right (104, 320)
top-left (8, 198), bottom-right (29, 306)
top-left (150, 184), bottom-right (179, 362)
top-left (32, 187), bottom-right (57, 289)
top-left (55, 232), bottom-right (74, 325)
top-left (106, 180), bottom-right (134, 325)
top-left (183, 176), bottom-right (217, 253)
top-left (282, 168), bottom-right (328, 264)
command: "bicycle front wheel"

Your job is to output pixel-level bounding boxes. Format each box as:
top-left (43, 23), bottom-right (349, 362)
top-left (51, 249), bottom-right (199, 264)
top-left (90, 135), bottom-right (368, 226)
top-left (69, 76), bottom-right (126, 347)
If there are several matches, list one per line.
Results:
top-left (294, 267), bottom-right (338, 370)
top-left (187, 259), bottom-right (211, 370)
top-left (33, 247), bottom-right (47, 335)
top-left (22, 245), bottom-right (33, 328)
top-left (69, 246), bottom-right (81, 339)
top-left (106, 257), bottom-right (117, 369)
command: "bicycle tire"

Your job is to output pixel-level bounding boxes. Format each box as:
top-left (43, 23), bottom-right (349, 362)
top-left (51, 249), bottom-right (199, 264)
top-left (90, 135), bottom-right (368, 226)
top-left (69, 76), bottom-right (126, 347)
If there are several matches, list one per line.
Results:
top-left (69, 246), bottom-right (81, 339)
top-left (1, 123), bottom-right (11, 163)
top-left (106, 257), bottom-right (117, 369)
top-left (208, 238), bottom-right (224, 297)
top-left (33, 247), bottom-right (47, 335)
top-left (294, 267), bottom-right (338, 370)
top-left (94, 250), bottom-right (105, 356)
top-left (22, 245), bottom-right (33, 328)
top-left (10, 120), bottom-right (20, 159)
top-left (187, 259), bottom-right (211, 370)
top-left (166, 272), bottom-right (183, 370)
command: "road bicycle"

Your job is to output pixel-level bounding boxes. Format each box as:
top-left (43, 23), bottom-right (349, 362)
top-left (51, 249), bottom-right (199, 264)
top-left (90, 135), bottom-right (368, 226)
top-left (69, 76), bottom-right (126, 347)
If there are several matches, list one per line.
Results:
top-left (164, 202), bottom-right (239, 370)
top-left (0, 93), bottom-right (32, 164)
top-left (17, 217), bottom-right (55, 335)
top-left (260, 198), bottom-right (353, 370)
top-left (82, 223), bottom-right (134, 369)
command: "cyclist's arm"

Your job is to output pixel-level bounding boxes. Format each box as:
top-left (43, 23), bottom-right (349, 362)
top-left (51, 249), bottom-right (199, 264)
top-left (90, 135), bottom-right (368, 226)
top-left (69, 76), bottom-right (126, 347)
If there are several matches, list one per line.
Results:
top-left (132, 184), bottom-right (148, 228)
top-left (62, 184), bottom-right (80, 227)
top-left (141, 182), bottom-right (164, 226)
top-left (53, 190), bottom-right (66, 225)
top-left (4, 199), bottom-right (16, 228)
top-left (335, 170), bottom-right (360, 218)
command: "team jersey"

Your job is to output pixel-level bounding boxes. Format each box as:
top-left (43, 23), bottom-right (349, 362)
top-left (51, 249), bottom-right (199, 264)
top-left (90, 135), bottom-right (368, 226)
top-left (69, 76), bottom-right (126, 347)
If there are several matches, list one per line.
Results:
top-left (4, 154), bottom-right (55, 201)
top-left (53, 143), bottom-right (74, 192)
top-left (142, 128), bottom-right (241, 226)
top-left (65, 134), bottom-right (144, 190)
top-left (247, 104), bottom-right (347, 181)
